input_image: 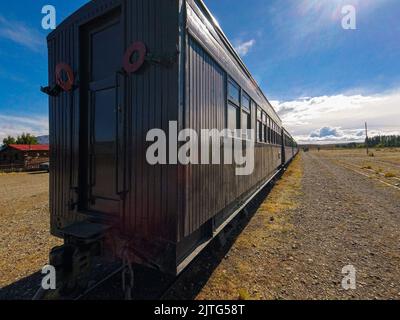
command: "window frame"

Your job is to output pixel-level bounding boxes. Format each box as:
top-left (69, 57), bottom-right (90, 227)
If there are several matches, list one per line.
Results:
top-left (257, 106), bottom-right (264, 142)
top-left (241, 92), bottom-right (251, 113)
top-left (272, 121), bottom-right (276, 144)
top-left (227, 78), bottom-right (240, 106)
top-left (227, 101), bottom-right (241, 132)
top-left (226, 78), bottom-right (241, 136)
top-left (262, 111), bottom-right (268, 143)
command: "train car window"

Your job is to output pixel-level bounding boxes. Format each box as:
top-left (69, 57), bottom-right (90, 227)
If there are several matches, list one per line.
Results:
top-left (267, 117), bottom-right (271, 144)
top-left (272, 120), bottom-right (275, 144)
top-left (278, 129), bottom-right (281, 145)
top-left (240, 92), bottom-right (251, 139)
top-left (241, 110), bottom-right (251, 129)
top-left (257, 107), bottom-right (262, 142)
top-left (262, 112), bottom-right (267, 143)
top-left (272, 121), bottom-right (276, 144)
top-left (270, 121), bottom-right (273, 144)
top-left (227, 101), bottom-right (240, 132)
top-left (228, 79), bottom-right (240, 106)
top-left (257, 107), bottom-right (262, 120)
top-left (241, 111), bottom-right (251, 139)
top-left (242, 92), bottom-right (251, 112)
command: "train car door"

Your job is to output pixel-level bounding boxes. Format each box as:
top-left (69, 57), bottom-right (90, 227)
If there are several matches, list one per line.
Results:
top-left (80, 9), bottom-right (125, 216)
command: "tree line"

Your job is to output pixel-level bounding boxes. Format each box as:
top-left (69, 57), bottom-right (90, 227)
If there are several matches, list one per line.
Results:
top-left (366, 135), bottom-right (400, 148)
top-left (335, 135), bottom-right (400, 149)
top-left (2, 133), bottom-right (38, 146)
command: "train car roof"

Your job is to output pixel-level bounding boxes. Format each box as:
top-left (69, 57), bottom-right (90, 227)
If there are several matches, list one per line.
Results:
top-left (192, 0), bottom-right (281, 123)
top-left (48, 0), bottom-right (282, 125)
top-left (47, 0), bottom-right (120, 40)
top-left (283, 127), bottom-right (295, 140)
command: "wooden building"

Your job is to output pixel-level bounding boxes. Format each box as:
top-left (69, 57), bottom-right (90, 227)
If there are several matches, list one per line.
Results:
top-left (0, 144), bottom-right (49, 170)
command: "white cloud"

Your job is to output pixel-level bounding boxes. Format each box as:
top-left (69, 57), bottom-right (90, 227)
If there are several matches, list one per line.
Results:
top-left (0, 15), bottom-right (44, 52)
top-left (273, 90), bottom-right (400, 144)
top-left (0, 114), bottom-right (48, 143)
top-left (310, 127), bottom-right (341, 138)
top-left (234, 39), bottom-right (256, 57)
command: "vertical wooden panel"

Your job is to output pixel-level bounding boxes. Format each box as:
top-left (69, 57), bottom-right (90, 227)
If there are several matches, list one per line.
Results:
top-left (49, 0), bottom-right (180, 244)
top-left (184, 37), bottom-right (225, 236)
top-left (126, 0), bottom-right (179, 241)
top-left (184, 36), bottom-right (287, 238)
top-left (49, 23), bottom-right (77, 233)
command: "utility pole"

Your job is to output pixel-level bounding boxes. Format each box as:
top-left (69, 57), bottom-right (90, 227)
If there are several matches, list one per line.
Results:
top-left (365, 122), bottom-right (369, 156)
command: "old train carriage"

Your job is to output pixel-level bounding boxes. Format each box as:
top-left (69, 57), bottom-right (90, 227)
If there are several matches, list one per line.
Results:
top-left (282, 128), bottom-right (297, 166)
top-left (43, 0), bottom-right (297, 285)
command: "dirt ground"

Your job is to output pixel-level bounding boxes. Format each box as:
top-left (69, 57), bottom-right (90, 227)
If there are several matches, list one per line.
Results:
top-left (197, 149), bottom-right (400, 300)
top-left (1, 148), bottom-right (400, 300)
top-left (0, 172), bottom-right (61, 290)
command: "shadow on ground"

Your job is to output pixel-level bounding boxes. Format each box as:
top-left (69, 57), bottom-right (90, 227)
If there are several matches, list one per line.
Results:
top-left (0, 178), bottom-right (278, 300)
top-left (162, 182), bottom-right (276, 300)
top-left (28, 171), bottom-right (48, 175)
top-left (0, 272), bottom-right (43, 300)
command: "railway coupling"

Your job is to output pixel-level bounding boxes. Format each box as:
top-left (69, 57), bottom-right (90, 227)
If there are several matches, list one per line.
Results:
top-left (33, 221), bottom-right (111, 300)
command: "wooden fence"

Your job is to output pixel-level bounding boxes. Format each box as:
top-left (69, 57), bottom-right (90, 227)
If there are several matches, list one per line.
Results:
top-left (0, 162), bottom-right (46, 173)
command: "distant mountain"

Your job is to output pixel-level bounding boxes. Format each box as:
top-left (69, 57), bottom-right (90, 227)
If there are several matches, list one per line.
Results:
top-left (37, 135), bottom-right (49, 144)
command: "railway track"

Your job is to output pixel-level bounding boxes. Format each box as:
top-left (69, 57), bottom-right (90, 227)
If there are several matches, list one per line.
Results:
top-left (73, 266), bottom-right (124, 300)
top-left (31, 181), bottom-right (277, 300)
top-left (73, 216), bottom-right (257, 300)
top-left (74, 263), bottom-right (186, 300)
top-left (335, 160), bottom-right (400, 190)
top-left (33, 170), bottom-right (277, 301)
top-left (371, 158), bottom-right (400, 170)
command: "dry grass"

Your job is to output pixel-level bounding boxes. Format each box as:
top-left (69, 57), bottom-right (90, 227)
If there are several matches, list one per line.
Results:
top-left (0, 172), bottom-right (61, 288)
top-left (316, 148), bottom-right (400, 184)
top-left (197, 155), bottom-right (303, 300)
top-left (385, 172), bottom-right (396, 178)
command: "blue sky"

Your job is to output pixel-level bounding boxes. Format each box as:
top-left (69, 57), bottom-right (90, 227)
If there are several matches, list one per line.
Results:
top-left (206, 0), bottom-right (400, 100)
top-left (0, 0), bottom-right (399, 143)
